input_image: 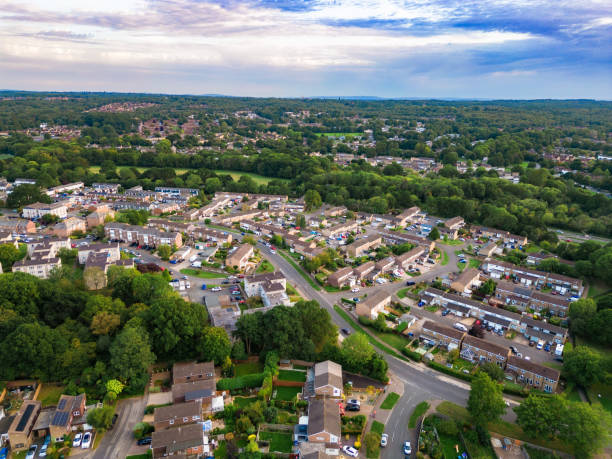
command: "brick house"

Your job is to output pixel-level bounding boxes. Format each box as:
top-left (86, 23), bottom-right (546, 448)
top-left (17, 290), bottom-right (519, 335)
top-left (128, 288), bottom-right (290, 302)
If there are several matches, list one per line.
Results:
top-left (313, 361), bottom-right (343, 398)
top-left (450, 268), bottom-right (481, 294)
top-left (173, 361), bottom-right (215, 385)
top-left (8, 400), bottom-right (41, 451)
top-left (327, 266), bottom-right (354, 288)
top-left (420, 321), bottom-right (465, 350)
top-left (344, 235), bottom-right (381, 257)
top-left (307, 398), bottom-right (341, 444)
top-left (395, 246), bottom-right (426, 270)
top-left (460, 335), bottom-right (510, 367)
top-left (505, 356), bottom-right (560, 393)
top-left (172, 380), bottom-right (217, 410)
top-left (352, 261), bottom-right (375, 280)
top-left (105, 222), bottom-right (183, 248)
top-left (151, 424), bottom-right (205, 458)
top-left (49, 394), bottom-right (86, 442)
top-left (355, 290), bottom-right (391, 320)
top-left (52, 217), bottom-right (86, 237)
top-left (153, 401), bottom-right (201, 431)
top-left (444, 216), bottom-right (465, 230)
top-left (225, 243), bottom-right (254, 271)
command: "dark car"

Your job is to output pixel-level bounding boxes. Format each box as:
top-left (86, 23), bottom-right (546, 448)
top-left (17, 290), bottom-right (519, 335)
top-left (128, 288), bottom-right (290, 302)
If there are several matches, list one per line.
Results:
top-left (529, 341), bottom-right (536, 347)
top-left (441, 310), bottom-right (450, 316)
top-left (509, 346), bottom-right (518, 355)
top-left (341, 328), bottom-right (351, 335)
top-left (346, 403), bottom-right (360, 411)
top-left (222, 280), bottom-right (230, 284)
top-left (406, 281), bottom-right (416, 286)
top-left (137, 437), bottom-right (152, 446)
top-left (110, 413), bottom-right (118, 429)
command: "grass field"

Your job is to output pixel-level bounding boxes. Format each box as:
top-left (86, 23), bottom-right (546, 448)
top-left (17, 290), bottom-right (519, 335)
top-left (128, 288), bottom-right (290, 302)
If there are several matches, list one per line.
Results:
top-left (587, 383), bottom-right (612, 415)
top-left (234, 361), bottom-right (263, 376)
top-left (468, 258), bottom-right (481, 269)
top-left (37, 383), bottom-right (65, 407)
top-left (277, 369), bottom-right (306, 382)
top-left (256, 259), bottom-right (274, 273)
top-left (213, 169), bottom-right (288, 185)
top-left (408, 401), bottom-right (430, 428)
top-left (232, 396), bottom-right (258, 409)
top-left (371, 420), bottom-right (385, 435)
top-left (587, 282), bottom-right (610, 298)
top-left (180, 268), bottom-right (227, 279)
top-left (441, 251), bottom-right (449, 266)
top-left (259, 431), bottom-right (293, 453)
top-left (274, 386), bottom-right (302, 401)
top-left (380, 392), bottom-right (400, 409)
top-left (439, 238), bottom-right (463, 246)
top-left (88, 165), bottom-right (191, 175)
top-left (397, 287), bottom-right (409, 299)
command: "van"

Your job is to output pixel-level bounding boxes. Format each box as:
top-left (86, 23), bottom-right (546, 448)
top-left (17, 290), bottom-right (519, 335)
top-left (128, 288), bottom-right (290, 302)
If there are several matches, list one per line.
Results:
top-left (453, 323), bottom-right (468, 332)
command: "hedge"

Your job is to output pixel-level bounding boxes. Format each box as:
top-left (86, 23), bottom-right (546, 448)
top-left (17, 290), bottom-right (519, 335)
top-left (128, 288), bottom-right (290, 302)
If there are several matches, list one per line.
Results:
top-left (341, 297), bottom-right (356, 305)
top-left (217, 373), bottom-right (265, 391)
top-left (401, 347), bottom-right (423, 362)
top-left (426, 361), bottom-right (474, 382)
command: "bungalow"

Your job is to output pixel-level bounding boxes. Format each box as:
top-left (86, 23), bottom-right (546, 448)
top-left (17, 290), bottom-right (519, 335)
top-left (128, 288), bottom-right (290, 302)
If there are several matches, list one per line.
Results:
top-left (327, 267), bottom-right (354, 288)
top-left (450, 268), bottom-right (480, 294)
top-left (313, 361), bottom-right (343, 398)
top-left (356, 290), bottom-right (391, 320)
top-left (153, 401), bottom-right (201, 431)
top-left (420, 321), bottom-right (465, 350)
top-left (460, 335), bottom-right (509, 367)
top-left (307, 398), bottom-right (341, 445)
top-left (505, 356), bottom-right (560, 393)
top-left (8, 400), bottom-right (41, 452)
top-left (151, 424), bottom-right (206, 459)
top-left (225, 243), bottom-right (254, 271)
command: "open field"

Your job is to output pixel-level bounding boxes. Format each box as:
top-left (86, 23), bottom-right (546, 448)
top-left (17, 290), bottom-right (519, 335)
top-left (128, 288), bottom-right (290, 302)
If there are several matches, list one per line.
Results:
top-left (179, 268), bottom-right (227, 279)
top-left (88, 165), bottom-right (191, 175)
top-left (213, 169), bottom-right (288, 185)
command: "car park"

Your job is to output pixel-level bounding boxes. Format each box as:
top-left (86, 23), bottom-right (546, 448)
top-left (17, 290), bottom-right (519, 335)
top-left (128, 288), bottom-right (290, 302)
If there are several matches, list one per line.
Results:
top-left (81, 432), bottom-right (92, 449)
top-left (381, 433), bottom-right (388, 447)
top-left (342, 446), bottom-right (358, 457)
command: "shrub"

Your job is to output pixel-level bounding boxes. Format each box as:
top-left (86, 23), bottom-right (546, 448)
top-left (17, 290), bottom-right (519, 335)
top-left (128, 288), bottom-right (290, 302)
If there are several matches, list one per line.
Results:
top-left (402, 347), bottom-right (423, 362)
top-left (364, 431), bottom-right (381, 458)
top-left (427, 361), bottom-right (473, 382)
top-left (437, 419), bottom-right (458, 436)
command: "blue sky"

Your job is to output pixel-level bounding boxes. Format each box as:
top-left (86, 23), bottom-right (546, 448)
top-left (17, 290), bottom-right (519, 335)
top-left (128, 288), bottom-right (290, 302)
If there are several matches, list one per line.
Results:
top-left (0, 0), bottom-right (611, 98)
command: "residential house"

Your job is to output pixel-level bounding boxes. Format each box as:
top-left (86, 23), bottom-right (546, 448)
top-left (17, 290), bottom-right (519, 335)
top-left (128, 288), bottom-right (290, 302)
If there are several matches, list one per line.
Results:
top-left (49, 394), bottom-right (86, 442)
top-left (374, 256), bottom-right (396, 274)
top-left (307, 398), bottom-right (341, 445)
top-left (77, 243), bottom-right (120, 264)
top-left (105, 222), bottom-right (183, 248)
top-left (395, 246), bottom-right (426, 270)
top-left (52, 217), bottom-right (86, 237)
top-left (8, 400), bottom-right (41, 451)
top-left (450, 268), bottom-right (480, 294)
top-left (344, 235), bottom-right (381, 257)
top-left (173, 361), bottom-right (215, 385)
top-left (12, 257), bottom-right (61, 279)
top-left (356, 290), bottom-right (391, 320)
top-left (444, 216), bottom-right (465, 230)
top-left (92, 183), bottom-right (120, 194)
top-left (313, 361), bottom-right (343, 398)
top-left (420, 321), bottom-right (465, 350)
top-left (225, 243), bottom-right (254, 270)
top-left (520, 317), bottom-right (568, 344)
top-left (153, 401), bottom-right (201, 431)
top-left (322, 222), bottom-right (358, 238)
top-left (151, 424), bottom-right (206, 459)
top-left (192, 227), bottom-right (233, 245)
top-left (352, 261), bottom-right (375, 280)
top-left (478, 242), bottom-right (498, 258)
top-left (327, 267), bottom-right (354, 288)
top-left (172, 379), bottom-right (217, 411)
top-left (392, 206), bottom-right (420, 227)
top-left (0, 218), bottom-right (36, 233)
top-left (379, 230), bottom-right (435, 252)
top-left (244, 272), bottom-right (289, 307)
top-left (505, 357), bottom-right (560, 393)
top-left (460, 335), bottom-right (509, 367)
top-left (22, 202), bottom-right (68, 220)
top-left (86, 205), bottom-right (115, 228)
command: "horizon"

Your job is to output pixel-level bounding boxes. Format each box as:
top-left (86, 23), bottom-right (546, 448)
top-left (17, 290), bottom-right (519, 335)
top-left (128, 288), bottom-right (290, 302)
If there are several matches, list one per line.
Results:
top-left (1, 0), bottom-right (611, 99)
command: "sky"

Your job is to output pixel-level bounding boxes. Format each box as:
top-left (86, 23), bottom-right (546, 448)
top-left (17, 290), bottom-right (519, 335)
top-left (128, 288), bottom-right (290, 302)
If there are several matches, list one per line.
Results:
top-left (1, 0), bottom-right (611, 99)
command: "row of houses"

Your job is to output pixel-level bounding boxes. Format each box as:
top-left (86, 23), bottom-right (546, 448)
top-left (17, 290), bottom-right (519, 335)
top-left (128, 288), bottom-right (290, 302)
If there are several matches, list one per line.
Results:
top-left (420, 321), bottom-right (560, 392)
top-left (104, 222), bottom-right (183, 248)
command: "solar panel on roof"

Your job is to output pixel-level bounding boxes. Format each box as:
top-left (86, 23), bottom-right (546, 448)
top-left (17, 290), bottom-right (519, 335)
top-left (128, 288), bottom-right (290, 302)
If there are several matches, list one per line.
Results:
top-left (52, 411), bottom-right (69, 426)
top-left (57, 398), bottom-right (67, 410)
top-left (16, 404), bottom-right (35, 431)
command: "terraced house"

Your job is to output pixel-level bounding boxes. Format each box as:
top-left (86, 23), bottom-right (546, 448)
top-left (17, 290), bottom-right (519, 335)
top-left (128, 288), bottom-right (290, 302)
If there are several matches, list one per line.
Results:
top-left (460, 335), bottom-right (510, 367)
top-left (505, 356), bottom-right (560, 393)
top-left (420, 321), bottom-right (465, 351)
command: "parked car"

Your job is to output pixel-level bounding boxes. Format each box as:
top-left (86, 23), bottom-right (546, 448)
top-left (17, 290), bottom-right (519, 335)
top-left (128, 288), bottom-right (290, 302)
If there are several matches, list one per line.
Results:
top-left (353, 297), bottom-right (360, 303)
top-left (544, 343), bottom-right (551, 352)
top-left (0, 447), bottom-right (7, 459)
top-left (73, 433), bottom-right (83, 447)
top-left (38, 444), bottom-right (48, 457)
top-left (381, 433), bottom-right (388, 447)
top-left (510, 346), bottom-right (518, 355)
top-left (342, 446), bottom-right (358, 457)
top-left (81, 432), bottom-right (92, 449)
top-left (25, 445), bottom-right (37, 459)
top-left (351, 287), bottom-right (360, 293)
top-left (110, 413), bottom-right (118, 429)
top-left (441, 309), bottom-right (450, 316)
top-left (137, 437), bottom-right (152, 446)
top-left (529, 341), bottom-right (535, 347)
top-left (403, 441), bottom-right (412, 456)
top-left (211, 286), bottom-right (222, 292)
top-left (341, 328), bottom-right (351, 336)
top-left (406, 281), bottom-right (416, 286)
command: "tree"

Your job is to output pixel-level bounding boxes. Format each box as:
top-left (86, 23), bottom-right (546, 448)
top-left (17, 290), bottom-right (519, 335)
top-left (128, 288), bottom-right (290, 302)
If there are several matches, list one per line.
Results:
top-left (294, 300), bottom-right (337, 351)
top-left (561, 401), bottom-right (612, 458)
top-left (83, 266), bottom-right (108, 290)
top-left (467, 372), bottom-right (506, 427)
top-left (109, 326), bottom-right (155, 388)
top-left (90, 311), bottom-right (121, 335)
top-left (478, 362), bottom-right (504, 382)
top-left (40, 213), bottom-right (60, 225)
top-left (428, 227), bottom-right (440, 240)
top-left (563, 346), bottom-right (604, 387)
top-left (6, 184), bottom-right (51, 208)
top-left (478, 279), bottom-right (497, 296)
top-left (0, 243), bottom-right (24, 271)
top-left (304, 189), bottom-right (322, 210)
top-left (86, 406), bottom-right (115, 430)
top-left (295, 213), bottom-right (306, 228)
top-left (364, 431), bottom-right (381, 458)
top-left (341, 333), bottom-right (375, 368)
top-left (197, 327), bottom-right (231, 365)
top-left (231, 339), bottom-right (248, 360)
top-left (514, 394), bottom-right (566, 439)
top-left (156, 244), bottom-right (172, 260)
top-left (106, 379), bottom-right (125, 401)
top-left (242, 235), bottom-right (257, 246)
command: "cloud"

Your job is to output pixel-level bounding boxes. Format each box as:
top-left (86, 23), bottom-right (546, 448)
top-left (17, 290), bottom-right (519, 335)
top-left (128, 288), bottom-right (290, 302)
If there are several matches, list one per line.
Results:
top-left (0, 0), bottom-right (610, 97)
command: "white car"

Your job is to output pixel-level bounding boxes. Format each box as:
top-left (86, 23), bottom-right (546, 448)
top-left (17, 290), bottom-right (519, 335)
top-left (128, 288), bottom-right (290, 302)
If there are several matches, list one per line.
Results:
top-left (351, 287), bottom-right (360, 293)
top-left (403, 441), bottom-right (412, 456)
top-left (342, 446), bottom-right (358, 457)
top-left (38, 444), bottom-right (48, 457)
top-left (25, 445), bottom-right (37, 459)
top-left (81, 432), bottom-right (92, 449)
top-left (73, 433), bottom-right (83, 447)
top-left (381, 433), bottom-right (388, 447)
top-left (211, 286), bottom-right (222, 292)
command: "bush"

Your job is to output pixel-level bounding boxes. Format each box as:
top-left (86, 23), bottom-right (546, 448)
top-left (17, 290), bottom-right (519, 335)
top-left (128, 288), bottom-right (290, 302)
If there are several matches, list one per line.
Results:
top-left (133, 422), bottom-right (154, 439)
top-left (427, 361), bottom-right (473, 382)
top-left (437, 419), bottom-right (458, 436)
top-left (144, 403), bottom-right (171, 414)
top-left (217, 373), bottom-right (265, 391)
top-left (402, 347), bottom-right (423, 362)
top-left (364, 431), bottom-right (381, 459)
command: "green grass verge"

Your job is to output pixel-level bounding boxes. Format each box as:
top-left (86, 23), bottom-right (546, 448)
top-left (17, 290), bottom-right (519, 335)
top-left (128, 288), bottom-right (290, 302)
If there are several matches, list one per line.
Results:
top-left (408, 401), bottom-right (430, 428)
top-left (277, 369), bottom-right (307, 382)
top-left (234, 362), bottom-right (263, 376)
top-left (205, 223), bottom-right (242, 234)
top-left (274, 386), bottom-right (302, 401)
top-left (256, 259), bottom-right (274, 273)
top-left (279, 250), bottom-right (321, 291)
top-left (439, 239), bottom-right (463, 246)
top-left (380, 392), bottom-right (400, 410)
top-left (259, 431), bottom-right (293, 453)
top-left (126, 453), bottom-right (152, 459)
top-left (371, 420), bottom-right (385, 435)
top-left (441, 251), bottom-right (449, 266)
top-left (397, 287), bottom-right (409, 299)
top-left (180, 268), bottom-right (228, 279)
top-left (468, 258), bottom-right (481, 269)
top-left (436, 401), bottom-right (571, 453)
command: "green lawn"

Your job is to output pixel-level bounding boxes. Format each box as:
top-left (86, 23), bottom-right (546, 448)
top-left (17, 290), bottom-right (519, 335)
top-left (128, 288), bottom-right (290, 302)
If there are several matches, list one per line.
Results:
top-left (259, 431), bottom-right (293, 453)
top-left (234, 362), bottom-right (263, 376)
top-left (232, 396), bottom-right (258, 409)
top-left (587, 282), bottom-right (610, 298)
top-left (315, 132), bottom-right (362, 138)
top-left (279, 250), bottom-right (321, 291)
top-left (213, 170), bottom-right (288, 185)
top-left (439, 238), bottom-right (463, 246)
top-left (206, 223), bottom-right (241, 234)
top-left (441, 251), bottom-right (449, 266)
top-left (277, 369), bottom-right (306, 382)
top-left (397, 287), bottom-right (409, 299)
top-left (126, 453), bottom-right (152, 459)
top-left (274, 386), bottom-right (302, 401)
top-left (587, 383), bottom-right (612, 415)
top-left (180, 268), bottom-right (227, 279)
top-left (408, 401), bottom-right (430, 428)
top-left (37, 383), bottom-right (66, 407)
top-left (371, 420), bottom-right (385, 435)
top-left (88, 165), bottom-right (191, 175)
top-left (380, 392), bottom-right (400, 410)
top-left (256, 260), bottom-right (274, 273)
top-left (468, 258), bottom-right (481, 269)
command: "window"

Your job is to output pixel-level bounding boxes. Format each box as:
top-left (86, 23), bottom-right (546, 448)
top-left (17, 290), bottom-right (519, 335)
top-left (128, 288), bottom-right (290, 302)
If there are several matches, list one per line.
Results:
top-left (169, 419), bottom-right (174, 425)
top-left (183, 417), bottom-right (189, 422)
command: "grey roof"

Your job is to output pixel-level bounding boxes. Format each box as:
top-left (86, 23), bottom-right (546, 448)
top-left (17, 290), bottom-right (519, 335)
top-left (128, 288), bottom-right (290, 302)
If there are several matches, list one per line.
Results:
top-left (151, 424), bottom-right (203, 453)
top-left (421, 321), bottom-right (465, 340)
top-left (308, 398), bottom-right (341, 438)
top-left (154, 401), bottom-right (200, 423)
top-left (314, 361), bottom-right (343, 391)
top-left (507, 356), bottom-right (560, 381)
